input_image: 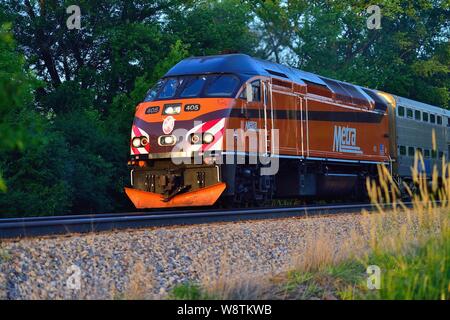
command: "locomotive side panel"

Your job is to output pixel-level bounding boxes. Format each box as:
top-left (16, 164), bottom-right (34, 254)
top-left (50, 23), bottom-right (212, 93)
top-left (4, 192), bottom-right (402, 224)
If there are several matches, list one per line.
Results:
top-left (271, 90), bottom-right (301, 155)
top-left (305, 98), bottom-right (390, 163)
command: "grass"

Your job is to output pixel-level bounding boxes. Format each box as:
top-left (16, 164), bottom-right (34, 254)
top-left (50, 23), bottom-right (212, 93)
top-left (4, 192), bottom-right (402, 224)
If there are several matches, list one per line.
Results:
top-left (166, 214), bottom-right (449, 300)
top-left (287, 225), bottom-right (450, 300)
top-left (169, 283), bottom-right (209, 300)
top-left (166, 133), bottom-right (450, 300)
top-left (169, 279), bottom-right (267, 300)
top-left (362, 228), bottom-right (449, 299)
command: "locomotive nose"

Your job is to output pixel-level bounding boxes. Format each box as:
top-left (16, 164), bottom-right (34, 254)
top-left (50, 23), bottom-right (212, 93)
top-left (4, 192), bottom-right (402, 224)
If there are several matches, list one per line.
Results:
top-left (126, 95), bottom-right (233, 209)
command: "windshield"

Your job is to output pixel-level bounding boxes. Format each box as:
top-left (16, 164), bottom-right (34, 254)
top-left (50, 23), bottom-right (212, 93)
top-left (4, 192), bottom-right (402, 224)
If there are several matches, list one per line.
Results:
top-left (143, 74), bottom-right (240, 102)
top-left (205, 74), bottom-right (240, 96)
top-left (180, 76), bottom-right (208, 97)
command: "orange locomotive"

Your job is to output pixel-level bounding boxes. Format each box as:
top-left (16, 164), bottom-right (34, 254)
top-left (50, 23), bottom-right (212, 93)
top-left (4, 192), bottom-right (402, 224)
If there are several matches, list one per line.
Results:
top-left (125, 54), bottom-right (394, 208)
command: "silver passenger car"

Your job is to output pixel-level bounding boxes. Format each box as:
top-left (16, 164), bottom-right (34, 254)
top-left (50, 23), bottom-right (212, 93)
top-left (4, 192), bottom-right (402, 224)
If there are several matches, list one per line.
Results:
top-left (394, 95), bottom-right (450, 179)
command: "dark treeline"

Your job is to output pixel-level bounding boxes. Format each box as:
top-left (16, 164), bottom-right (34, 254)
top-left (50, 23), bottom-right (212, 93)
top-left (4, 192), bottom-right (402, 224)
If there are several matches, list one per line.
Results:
top-left (0, 0), bottom-right (448, 217)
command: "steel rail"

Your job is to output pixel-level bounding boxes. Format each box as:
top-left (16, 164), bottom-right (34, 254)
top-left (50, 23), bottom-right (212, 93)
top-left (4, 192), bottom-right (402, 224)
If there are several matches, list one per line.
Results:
top-left (0, 202), bottom-right (403, 239)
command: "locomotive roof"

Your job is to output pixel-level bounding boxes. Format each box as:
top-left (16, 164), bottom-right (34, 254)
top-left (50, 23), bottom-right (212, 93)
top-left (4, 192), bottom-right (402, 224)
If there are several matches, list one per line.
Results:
top-left (165, 54), bottom-right (387, 110)
top-left (165, 54), bottom-right (446, 113)
top-left (164, 53), bottom-right (326, 85)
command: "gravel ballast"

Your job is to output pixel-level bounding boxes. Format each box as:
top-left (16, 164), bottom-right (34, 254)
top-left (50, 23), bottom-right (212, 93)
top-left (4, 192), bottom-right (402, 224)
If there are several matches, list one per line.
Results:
top-left (0, 214), bottom-right (365, 299)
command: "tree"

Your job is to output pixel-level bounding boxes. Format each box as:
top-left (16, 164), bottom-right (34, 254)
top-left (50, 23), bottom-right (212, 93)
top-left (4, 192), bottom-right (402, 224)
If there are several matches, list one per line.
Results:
top-left (0, 0), bottom-right (185, 215)
top-left (252, 0), bottom-right (449, 107)
top-left (0, 23), bottom-right (41, 192)
top-left (167, 0), bottom-right (258, 56)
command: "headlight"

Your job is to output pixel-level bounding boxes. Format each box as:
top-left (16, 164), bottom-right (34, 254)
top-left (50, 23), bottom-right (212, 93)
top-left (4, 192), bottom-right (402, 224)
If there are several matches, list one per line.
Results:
top-left (132, 137), bottom-right (142, 148)
top-left (158, 135), bottom-right (176, 146)
top-left (190, 133), bottom-right (201, 144)
top-left (163, 136), bottom-right (175, 145)
top-left (140, 137), bottom-right (148, 146)
top-left (203, 133), bottom-right (214, 144)
top-left (162, 104), bottom-right (181, 115)
top-left (166, 106), bottom-right (174, 114)
top-left (132, 136), bottom-right (148, 148)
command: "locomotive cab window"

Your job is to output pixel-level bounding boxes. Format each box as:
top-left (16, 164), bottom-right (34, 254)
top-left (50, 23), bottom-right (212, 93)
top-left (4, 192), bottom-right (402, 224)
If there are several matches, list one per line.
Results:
top-left (406, 108), bottom-right (413, 119)
top-left (180, 76), bottom-right (207, 98)
top-left (240, 80), bottom-right (261, 102)
top-left (144, 79), bottom-right (164, 102)
top-left (143, 74), bottom-right (241, 102)
top-left (205, 75), bottom-right (239, 97)
top-left (251, 81), bottom-right (261, 101)
top-left (398, 106), bottom-right (405, 117)
top-left (158, 78), bottom-right (181, 99)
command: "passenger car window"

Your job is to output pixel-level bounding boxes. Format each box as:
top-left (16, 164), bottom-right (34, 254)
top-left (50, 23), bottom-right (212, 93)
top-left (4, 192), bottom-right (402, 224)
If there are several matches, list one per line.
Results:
top-left (399, 145), bottom-right (406, 156)
top-left (414, 110), bottom-right (421, 120)
top-left (437, 116), bottom-right (442, 125)
top-left (424, 149), bottom-right (430, 158)
top-left (406, 109), bottom-right (413, 118)
top-left (422, 112), bottom-right (429, 122)
top-left (205, 75), bottom-right (239, 97)
top-left (430, 114), bottom-right (436, 124)
top-left (408, 147), bottom-right (415, 156)
top-left (398, 106), bottom-right (405, 117)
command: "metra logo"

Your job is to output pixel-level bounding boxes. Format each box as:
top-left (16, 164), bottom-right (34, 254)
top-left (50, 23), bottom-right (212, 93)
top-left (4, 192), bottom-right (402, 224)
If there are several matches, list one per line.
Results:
top-left (333, 126), bottom-right (362, 154)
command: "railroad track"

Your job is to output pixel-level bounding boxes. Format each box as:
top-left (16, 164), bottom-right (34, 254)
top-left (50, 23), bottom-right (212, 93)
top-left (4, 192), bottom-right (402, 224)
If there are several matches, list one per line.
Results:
top-left (0, 202), bottom-right (400, 239)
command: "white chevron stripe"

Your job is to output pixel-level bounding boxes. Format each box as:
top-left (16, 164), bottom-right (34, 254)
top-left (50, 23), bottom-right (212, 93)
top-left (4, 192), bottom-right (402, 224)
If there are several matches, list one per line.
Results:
top-left (205, 118), bottom-right (225, 135)
top-left (207, 135), bottom-right (223, 151)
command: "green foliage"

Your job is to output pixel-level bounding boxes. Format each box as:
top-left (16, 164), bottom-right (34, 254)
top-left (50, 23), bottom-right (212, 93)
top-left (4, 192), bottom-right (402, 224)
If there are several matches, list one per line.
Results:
top-left (0, 22), bottom-right (42, 192)
top-left (364, 229), bottom-right (450, 299)
top-left (167, 0), bottom-right (258, 56)
top-left (0, 130), bottom-right (72, 216)
top-left (150, 40), bottom-right (190, 84)
top-left (253, 0), bottom-right (449, 107)
top-left (169, 283), bottom-right (208, 300)
top-left (324, 261), bottom-right (365, 284)
top-left (333, 228), bottom-right (450, 300)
